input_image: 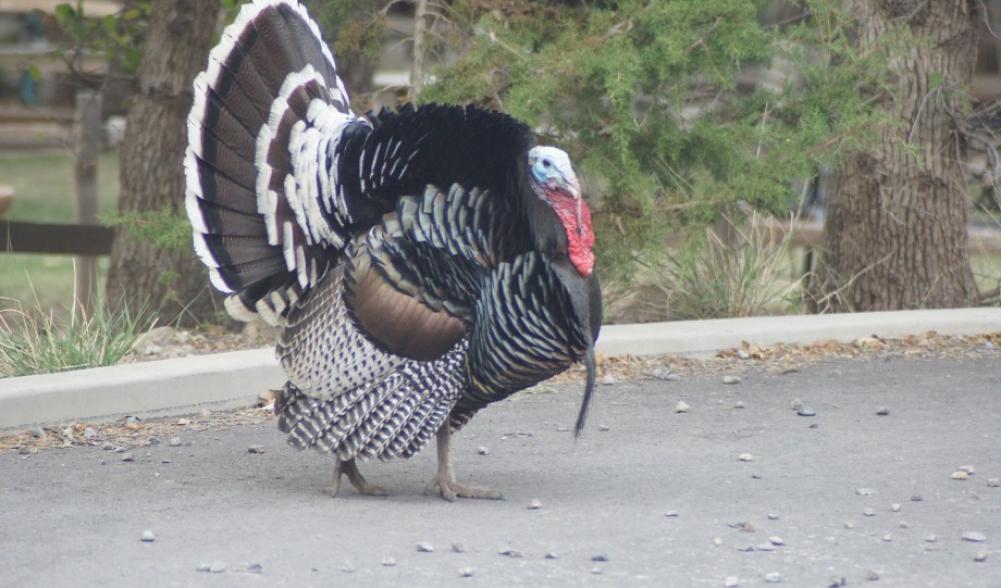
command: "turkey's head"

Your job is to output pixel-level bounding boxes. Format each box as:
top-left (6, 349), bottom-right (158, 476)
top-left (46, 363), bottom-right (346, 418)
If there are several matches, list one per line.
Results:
top-left (528, 146), bottom-right (595, 277)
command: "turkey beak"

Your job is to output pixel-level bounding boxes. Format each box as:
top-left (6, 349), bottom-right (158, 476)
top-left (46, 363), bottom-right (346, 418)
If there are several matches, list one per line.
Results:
top-left (562, 174), bottom-right (584, 237)
top-left (573, 341), bottom-right (596, 438)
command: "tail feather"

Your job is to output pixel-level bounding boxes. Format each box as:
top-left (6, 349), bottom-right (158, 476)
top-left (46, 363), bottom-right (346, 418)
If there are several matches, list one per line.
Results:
top-left (186, 0), bottom-right (354, 324)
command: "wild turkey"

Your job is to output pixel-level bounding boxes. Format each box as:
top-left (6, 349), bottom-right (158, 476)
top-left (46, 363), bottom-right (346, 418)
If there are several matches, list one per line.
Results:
top-left (184, 0), bottom-right (601, 500)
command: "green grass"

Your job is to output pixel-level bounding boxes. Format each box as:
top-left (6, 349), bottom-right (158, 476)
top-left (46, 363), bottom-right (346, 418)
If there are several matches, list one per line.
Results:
top-left (0, 151), bottom-right (120, 223)
top-left (0, 255), bottom-right (111, 312)
top-left (0, 294), bottom-right (155, 377)
top-left (0, 150), bottom-right (119, 312)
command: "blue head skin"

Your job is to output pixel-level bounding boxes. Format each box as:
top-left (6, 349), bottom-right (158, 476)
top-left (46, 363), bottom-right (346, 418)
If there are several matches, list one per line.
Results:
top-left (528, 146), bottom-right (580, 200)
top-left (528, 146), bottom-right (584, 237)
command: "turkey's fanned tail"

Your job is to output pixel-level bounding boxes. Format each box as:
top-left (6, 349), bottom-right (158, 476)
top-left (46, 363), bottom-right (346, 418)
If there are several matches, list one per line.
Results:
top-left (185, 0), bottom-right (355, 324)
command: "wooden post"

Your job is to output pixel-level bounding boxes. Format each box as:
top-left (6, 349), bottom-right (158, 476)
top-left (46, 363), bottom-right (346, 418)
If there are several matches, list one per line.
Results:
top-left (74, 89), bottom-right (102, 315)
top-left (410, 0), bottom-right (430, 98)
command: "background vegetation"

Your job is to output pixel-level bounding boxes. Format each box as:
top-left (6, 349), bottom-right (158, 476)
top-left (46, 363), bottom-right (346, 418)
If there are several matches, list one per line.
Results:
top-left (2, 0), bottom-right (1000, 376)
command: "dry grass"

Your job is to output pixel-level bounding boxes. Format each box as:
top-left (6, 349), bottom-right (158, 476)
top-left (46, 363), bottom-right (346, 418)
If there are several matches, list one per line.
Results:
top-left (646, 212), bottom-right (803, 320)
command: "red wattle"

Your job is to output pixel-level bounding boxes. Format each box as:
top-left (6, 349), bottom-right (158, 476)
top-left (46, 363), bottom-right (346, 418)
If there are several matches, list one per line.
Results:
top-left (548, 192), bottom-right (596, 277)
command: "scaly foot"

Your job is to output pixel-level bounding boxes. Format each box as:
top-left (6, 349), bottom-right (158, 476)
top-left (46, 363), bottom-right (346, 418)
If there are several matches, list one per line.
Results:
top-left (430, 422), bottom-right (503, 502)
top-left (330, 457), bottom-right (388, 497)
top-left (429, 472), bottom-right (504, 501)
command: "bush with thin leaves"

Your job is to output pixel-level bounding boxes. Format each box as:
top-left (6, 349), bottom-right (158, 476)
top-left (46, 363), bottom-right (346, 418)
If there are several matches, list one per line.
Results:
top-left (651, 213), bottom-right (802, 320)
top-left (0, 299), bottom-right (157, 377)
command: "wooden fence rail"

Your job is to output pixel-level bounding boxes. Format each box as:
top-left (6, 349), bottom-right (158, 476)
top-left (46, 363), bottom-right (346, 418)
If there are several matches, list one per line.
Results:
top-left (3, 218), bottom-right (1000, 258)
top-left (1, 220), bottom-right (114, 256)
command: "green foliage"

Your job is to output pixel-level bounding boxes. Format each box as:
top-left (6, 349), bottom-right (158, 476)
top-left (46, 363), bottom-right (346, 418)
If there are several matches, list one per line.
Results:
top-left (107, 207), bottom-right (191, 254)
top-left (0, 293), bottom-right (156, 377)
top-left (55, 2), bottom-right (151, 74)
top-left (420, 0), bottom-right (890, 282)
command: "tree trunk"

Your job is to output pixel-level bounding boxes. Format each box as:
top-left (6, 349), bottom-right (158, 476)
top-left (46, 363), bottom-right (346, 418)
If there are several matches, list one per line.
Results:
top-left (106, 0), bottom-right (221, 325)
top-left (810, 1), bottom-right (978, 312)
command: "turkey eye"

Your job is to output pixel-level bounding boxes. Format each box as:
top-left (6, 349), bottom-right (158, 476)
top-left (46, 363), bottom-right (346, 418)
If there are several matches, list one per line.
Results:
top-left (542, 159), bottom-right (551, 168)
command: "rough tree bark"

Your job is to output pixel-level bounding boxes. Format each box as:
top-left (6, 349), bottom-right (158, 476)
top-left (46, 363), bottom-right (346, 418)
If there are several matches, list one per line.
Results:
top-left (106, 0), bottom-right (220, 324)
top-left (810, 1), bottom-right (979, 311)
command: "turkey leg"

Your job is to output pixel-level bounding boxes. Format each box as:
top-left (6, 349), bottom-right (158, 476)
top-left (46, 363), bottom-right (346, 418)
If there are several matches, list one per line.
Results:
top-left (430, 422), bottom-right (503, 501)
top-left (330, 457), bottom-right (388, 497)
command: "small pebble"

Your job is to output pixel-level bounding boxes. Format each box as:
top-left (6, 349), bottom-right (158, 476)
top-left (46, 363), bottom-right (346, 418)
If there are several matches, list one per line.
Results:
top-left (863, 508), bottom-right (875, 517)
top-left (738, 453), bottom-right (754, 462)
top-left (755, 543), bottom-right (776, 552)
top-left (121, 453), bottom-right (134, 463)
top-left (713, 537), bottom-right (723, 546)
top-left (924, 533), bottom-right (936, 543)
top-left (856, 487), bottom-right (874, 496)
top-left (722, 376), bottom-right (741, 385)
top-left (987, 478), bottom-right (1000, 488)
top-left (959, 465), bottom-right (975, 474)
top-left (598, 424), bottom-right (610, 432)
top-left (451, 542), bottom-right (465, 553)
top-left (591, 566), bottom-right (603, 575)
top-left (177, 418), bottom-right (191, 426)
top-left (790, 398), bottom-right (802, 411)
top-left (767, 512), bottom-right (779, 520)
top-left (736, 349), bottom-right (750, 359)
top-left (84, 427), bottom-right (97, 439)
top-left (951, 471), bottom-right (969, 480)
top-left (340, 563), bottom-right (356, 573)
top-left (527, 498), bottom-right (543, 510)
top-left (591, 554), bottom-right (608, 562)
top-left (734, 401), bottom-right (745, 409)
top-left (910, 494), bottom-right (923, 502)
top-left (196, 563), bottom-right (211, 572)
top-left (247, 445), bottom-right (266, 454)
top-left (169, 437), bottom-right (182, 447)
top-left (675, 400), bottom-right (690, 413)
top-left (828, 577), bottom-right (847, 587)
top-left (101, 442), bottom-right (114, 451)
top-left (499, 548), bottom-right (523, 558)
top-left (458, 567), bottom-right (475, 578)
top-left (209, 561), bottom-right (226, 574)
top-left (875, 406), bottom-right (890, 416)
top-left (797, 407), bottom-right (816, 417)
top-left (725, 576), bottom-right (740, 588)
top-left (865, 570), bottom-right (880, 581)
top-left (769, 536), bottom-right (784, 546)
top-left (899, 521), bottom-right (909, 529)
top-left (544, 552), bottom-right (558, 560)
top-left (245, 563), bottom-right (263, 574)
top-left (844, 522), bottom-right (855, 529)
top-left (140, 530), bottom-right (155, 542)
top-left (974, 551), bottom-right (988, 562)
top-left (890, 503), bottom-right (901, 512)
top-left (962, 531), bottom-right (987, 542)
top-left (764, 571), bottom-right (783, 583)
top-left (881, 533), bottom-right (892, 542)
top-left (381, 557), bottom-right (397, 567)
top-left (30, 428), bottom-right (45, 438)
top-left (736, 545), bottom-right (754, 552)
top-left (477, 446), bottom-right (489, 455)
top-left (416, 541), bottom-right (434, 552)
top-left (664, 510), bottom-right (679, 517)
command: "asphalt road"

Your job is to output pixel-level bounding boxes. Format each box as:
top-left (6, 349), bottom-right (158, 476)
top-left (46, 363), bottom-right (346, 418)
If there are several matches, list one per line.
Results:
top-left (2, 355), bottom-right (1000, 587)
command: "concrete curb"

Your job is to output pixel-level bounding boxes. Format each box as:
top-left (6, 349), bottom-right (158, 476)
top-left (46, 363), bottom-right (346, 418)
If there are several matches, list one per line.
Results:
top-left (2, 308), bottom-right (999, 431)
